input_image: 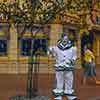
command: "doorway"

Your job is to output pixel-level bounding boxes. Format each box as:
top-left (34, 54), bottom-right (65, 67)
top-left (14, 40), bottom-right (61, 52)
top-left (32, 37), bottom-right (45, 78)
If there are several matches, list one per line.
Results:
top-left (81, 30), bottom-right (94, 66)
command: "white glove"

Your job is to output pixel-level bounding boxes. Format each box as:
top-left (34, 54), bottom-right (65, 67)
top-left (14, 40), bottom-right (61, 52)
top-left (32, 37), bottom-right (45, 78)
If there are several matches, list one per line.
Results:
top-left (69, 59), bottom-right (75, 65)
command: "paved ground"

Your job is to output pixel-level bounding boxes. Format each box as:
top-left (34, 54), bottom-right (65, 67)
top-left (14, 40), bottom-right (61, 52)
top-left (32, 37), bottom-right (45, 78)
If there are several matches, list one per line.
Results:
top-left (0, 66), bottom-right (100, 100)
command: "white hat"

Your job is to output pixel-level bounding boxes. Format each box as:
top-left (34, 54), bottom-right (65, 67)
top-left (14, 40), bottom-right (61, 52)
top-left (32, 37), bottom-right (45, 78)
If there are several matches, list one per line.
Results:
top-left (63, 36), bottom-right (68, 40)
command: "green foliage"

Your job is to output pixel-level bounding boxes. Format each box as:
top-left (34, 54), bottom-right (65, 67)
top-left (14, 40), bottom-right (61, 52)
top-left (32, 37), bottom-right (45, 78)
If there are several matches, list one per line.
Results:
top-left (0, 0), bottom-right (92, 24)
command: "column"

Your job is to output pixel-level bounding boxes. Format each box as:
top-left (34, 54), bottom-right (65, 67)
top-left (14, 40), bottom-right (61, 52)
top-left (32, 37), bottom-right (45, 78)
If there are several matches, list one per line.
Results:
top-left (76, 30), bottom-right (81, 68)
top-left (50, 24), bottom-right (63, 46)
top-left (8, 24), bottom-right (18, 73)
top-left (49, 24), bottom-right (63, 73)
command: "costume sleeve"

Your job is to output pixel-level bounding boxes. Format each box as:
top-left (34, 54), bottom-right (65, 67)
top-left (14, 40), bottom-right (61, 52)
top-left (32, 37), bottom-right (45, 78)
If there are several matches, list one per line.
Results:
top-left (47, 46), bottom-right (56, 57)
top-left (72, 46), bottom-right (77, 61)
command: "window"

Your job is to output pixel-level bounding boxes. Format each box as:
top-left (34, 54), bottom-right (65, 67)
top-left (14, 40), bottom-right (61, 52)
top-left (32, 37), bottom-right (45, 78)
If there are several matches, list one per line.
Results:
top-left (32, 38), bottom-right (48, 55)
top-left (19, 37), bottom-right (48, 56)
top-left (0, 39), bottom-right (7, 56)
top-left (20, 38), bottom-right (32, 56)
top-left (18, 24), bottom-right (50, 56)
top-left (0, 23), bottom-right (9, 56)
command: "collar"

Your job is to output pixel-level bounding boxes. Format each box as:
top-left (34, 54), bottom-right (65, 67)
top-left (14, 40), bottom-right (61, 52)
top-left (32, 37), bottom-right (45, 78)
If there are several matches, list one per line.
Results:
top-left (57, 40), bottom-right (73, 50)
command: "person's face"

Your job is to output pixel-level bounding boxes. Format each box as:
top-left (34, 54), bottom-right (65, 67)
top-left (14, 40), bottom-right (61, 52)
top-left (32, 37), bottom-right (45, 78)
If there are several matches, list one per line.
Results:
top-left (62, 39), bottom-right (68, 45)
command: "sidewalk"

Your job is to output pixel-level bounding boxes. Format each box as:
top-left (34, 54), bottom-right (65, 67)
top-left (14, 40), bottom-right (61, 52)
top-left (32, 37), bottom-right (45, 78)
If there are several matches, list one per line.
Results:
top-left (0, 66), bottom-right (100, 100)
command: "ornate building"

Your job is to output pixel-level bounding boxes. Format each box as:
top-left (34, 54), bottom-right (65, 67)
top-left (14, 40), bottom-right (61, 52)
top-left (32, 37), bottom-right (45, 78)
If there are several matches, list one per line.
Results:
top-left (0, 0), bottom-right (100, 73)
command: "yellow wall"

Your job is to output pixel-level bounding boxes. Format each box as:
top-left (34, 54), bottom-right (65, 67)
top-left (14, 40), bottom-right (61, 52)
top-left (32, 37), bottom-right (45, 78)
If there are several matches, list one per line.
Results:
top-left (0, 24), bottom-right (63, 74)
top-left (0, 23), bottom-right (82, 74)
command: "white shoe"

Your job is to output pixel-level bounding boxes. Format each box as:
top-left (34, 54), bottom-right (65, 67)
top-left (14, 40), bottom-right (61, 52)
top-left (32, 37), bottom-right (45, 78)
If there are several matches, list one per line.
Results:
top-left (52, 89), bottom-right (63, 96)
top-left (67, 96), bottom-right (77, 100)
top-left (64, 89), bottom-right (74, 95)
top-left (54, 96), bottom-right (62, 100)
top-left (53, 89), bottom-right (63, 94)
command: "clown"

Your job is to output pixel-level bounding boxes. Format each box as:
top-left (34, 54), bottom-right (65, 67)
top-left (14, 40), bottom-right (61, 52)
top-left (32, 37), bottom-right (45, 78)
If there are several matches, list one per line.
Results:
top-left (48, 34), bottom-right (77, 100)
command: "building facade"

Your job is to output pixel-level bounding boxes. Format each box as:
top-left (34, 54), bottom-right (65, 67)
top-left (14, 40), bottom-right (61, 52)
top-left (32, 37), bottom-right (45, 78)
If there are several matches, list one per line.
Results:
top-left (0, 0), bottom-right (100, 74)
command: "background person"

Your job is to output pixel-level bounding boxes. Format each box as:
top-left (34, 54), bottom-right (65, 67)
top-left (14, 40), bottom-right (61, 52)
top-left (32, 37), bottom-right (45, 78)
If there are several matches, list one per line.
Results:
top-left (82, 44), bottom-right (100, 85)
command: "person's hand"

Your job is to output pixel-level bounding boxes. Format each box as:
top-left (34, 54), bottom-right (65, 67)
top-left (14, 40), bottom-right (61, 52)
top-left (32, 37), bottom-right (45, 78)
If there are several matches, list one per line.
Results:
top-left (69, 59), bottom-right (75, 65)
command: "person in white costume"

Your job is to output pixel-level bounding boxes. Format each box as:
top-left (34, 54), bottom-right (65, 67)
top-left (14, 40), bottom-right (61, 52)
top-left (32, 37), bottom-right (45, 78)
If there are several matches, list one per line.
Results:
top-left (48, 34), bottom-right (77, 100)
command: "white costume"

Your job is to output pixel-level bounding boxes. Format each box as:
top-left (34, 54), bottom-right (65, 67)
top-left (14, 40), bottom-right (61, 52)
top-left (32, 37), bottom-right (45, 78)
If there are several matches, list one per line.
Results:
top-left (48, 36), bottom-right (77, 100)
